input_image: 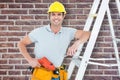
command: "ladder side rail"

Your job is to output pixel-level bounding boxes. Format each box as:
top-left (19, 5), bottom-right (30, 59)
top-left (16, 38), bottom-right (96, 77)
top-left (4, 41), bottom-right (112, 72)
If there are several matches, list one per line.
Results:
top-left (67, 46), bottom-right (83, 79)
top-left (115, 0), bottom-right (120, 16)
top-left (75, 0), bottom-right (110, 80)
top-left (83, 0), bottom-right (101, 31)
top-left (106, 5), bottom-right (120, 76)
top-left (67, 0), bottom-right (101, 79)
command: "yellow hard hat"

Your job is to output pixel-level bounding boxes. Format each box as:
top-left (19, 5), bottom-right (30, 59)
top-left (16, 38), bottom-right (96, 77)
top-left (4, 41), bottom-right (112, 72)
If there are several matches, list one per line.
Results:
top-left (47, 1), bottom-right (66, 14)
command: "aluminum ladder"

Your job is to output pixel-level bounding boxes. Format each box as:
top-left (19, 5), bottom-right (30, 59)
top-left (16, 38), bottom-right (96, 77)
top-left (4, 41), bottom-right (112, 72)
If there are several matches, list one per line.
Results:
top-left (67, 0), bottom-right (120, 80)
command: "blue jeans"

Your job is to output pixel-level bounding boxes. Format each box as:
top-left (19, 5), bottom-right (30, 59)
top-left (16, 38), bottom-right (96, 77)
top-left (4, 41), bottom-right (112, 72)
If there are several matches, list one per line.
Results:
top-left (52, 77), bottom-right (60, 80)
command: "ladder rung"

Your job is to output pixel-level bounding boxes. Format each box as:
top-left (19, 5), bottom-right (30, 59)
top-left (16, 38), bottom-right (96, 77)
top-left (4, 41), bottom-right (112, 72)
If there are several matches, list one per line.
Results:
top-left (89, 14), bottom-right (98, 17)
top-left (78, 56), bottom-right (117, 61)
top-left (88, 61), bottom-right (118, 67)
top-left (73, 58), bottom-right (118, 67)
top-left (115, 38), bottom-right (120, 42)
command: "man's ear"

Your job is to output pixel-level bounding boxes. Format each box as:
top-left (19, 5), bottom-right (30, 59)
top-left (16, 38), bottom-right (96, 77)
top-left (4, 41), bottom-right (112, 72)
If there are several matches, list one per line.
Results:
top-left (63, 14), bottom-right (66, 18)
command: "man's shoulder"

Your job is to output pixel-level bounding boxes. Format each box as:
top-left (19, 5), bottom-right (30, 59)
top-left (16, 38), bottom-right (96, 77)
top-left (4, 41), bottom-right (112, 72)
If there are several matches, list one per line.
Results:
top-left (62, 27), bottom-right (77, 31)
top-left (33, 25), bottom-right (48, 31)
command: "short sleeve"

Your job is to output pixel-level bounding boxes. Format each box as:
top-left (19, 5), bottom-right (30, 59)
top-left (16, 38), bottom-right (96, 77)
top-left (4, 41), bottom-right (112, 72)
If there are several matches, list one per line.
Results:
top-left (28, 28), bottom-right (39, 43)
top-left (68, 28), bottom-right (77, 40)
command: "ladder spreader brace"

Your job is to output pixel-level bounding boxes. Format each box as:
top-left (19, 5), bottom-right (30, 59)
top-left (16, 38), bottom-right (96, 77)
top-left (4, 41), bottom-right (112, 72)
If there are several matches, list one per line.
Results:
top-left (67, 0), bottom-right (120, 80)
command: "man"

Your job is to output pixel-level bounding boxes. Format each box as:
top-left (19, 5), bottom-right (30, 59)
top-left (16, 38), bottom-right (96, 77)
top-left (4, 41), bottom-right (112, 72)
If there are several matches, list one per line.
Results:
top-left (18, 1), bottom-right (90, 80)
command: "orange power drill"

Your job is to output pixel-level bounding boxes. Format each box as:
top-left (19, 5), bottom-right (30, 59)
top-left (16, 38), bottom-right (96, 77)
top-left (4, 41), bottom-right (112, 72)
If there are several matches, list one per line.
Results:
top-left (38, 57), bottom-right (56, 71)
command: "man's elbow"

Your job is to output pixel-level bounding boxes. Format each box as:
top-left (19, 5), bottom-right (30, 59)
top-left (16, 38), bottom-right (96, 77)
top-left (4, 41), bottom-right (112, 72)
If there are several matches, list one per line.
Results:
top-left (17, 41), bottom-right (26, 49)
top-left (87, 31), bottom-right (91, 39)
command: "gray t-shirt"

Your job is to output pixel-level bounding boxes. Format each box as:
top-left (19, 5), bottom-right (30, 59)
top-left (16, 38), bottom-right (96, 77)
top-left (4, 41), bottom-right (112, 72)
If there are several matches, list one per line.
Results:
top-left (28, 25), bottom-right (77, 67)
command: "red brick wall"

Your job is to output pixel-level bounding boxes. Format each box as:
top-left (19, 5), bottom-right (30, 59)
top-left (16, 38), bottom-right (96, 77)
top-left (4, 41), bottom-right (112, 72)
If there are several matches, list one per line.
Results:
top-left (0, 0), bottom-right (120, 80)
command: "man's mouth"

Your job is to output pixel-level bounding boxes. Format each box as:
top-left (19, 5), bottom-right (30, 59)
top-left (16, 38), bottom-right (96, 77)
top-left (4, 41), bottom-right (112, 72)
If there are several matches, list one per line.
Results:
top-left (54, 20), bottom-right (59, 23)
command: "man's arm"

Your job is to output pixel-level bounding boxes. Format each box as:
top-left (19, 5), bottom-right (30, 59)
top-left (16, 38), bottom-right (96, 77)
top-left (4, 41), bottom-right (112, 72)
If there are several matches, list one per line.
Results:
top-left (18, 35), bottom-right (41, 67)
top-left (67, 30), bottom-right (91, 56)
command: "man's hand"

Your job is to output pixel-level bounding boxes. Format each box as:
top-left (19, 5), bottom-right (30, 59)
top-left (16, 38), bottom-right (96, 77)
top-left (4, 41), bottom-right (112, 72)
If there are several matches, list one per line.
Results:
top-left (67, 40), bottom-right (81, 56)
top-left (28, 58), bottom-right (41, 68)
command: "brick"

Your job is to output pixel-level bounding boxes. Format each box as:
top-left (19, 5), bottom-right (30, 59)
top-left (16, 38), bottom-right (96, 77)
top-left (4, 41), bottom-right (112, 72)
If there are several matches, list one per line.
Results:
top-left (84, 76), bottom-right (111, 80)
top-left (7, 32), bottom-right (26, 36)
top-left (0, 15), bottom-right (7, 19)
top-left (65, 15), bottom-right (76, 19)
top-left (22, 70), bottom-right (31, 75)
top-left (29, 9), bottom-right (42, 14)
top-left (2, 54), bottom-right (23, 58)
top-left (0, 0), bottom-right (14, 3)
top-left (42, 20), bottom-right (49, 25)
top-left (0, 65), bottom-right (13, 69)
top-left (8, 4), bottom-right (21, 8)
top-left (0, 71), bottom-right (7, 75)
top-left (93, 48), bottom-right (103, 52)
top-left (0, 60), bottom-right (7, 64)
top-left (0, 21), bottom-right (14, 25)
top-left (70, 20), bottom-right (85, 25)
top-left (77, 15), bottom-right (87, 19)
top-left (77, 3), bottom-right (91, 8)
top-left (98, 66), bottom-right (112, 69)
top-left (22, 4), bottom-right (33, 8)
top-left (0, 26), bottom-right (7, 30)
top-left (35, 15), bottom-right (47, 19)
top-left (21, 26), bottom-right (34, 31)
top-left (8, 15), bottom-right (20, 19)
top-left (9, 60), bottom-right (21, 64)
top-left (8, 38), bottom-right (20, 41)
top-left (0, 38), bottom-right (7, 42)
top-left (96, 42), bottom-right (112, 47)
top-left (8, 26), bottom-right (21, 31)
top-left (21, 15), bottom-right (34, 19)
top-left (65, 4), bottom-right (76, 8)
top-left (62, 20), bottom-right (69, 25)
top-left (3, 76), bottom-right (25, 80)
top-left (0, 43), bottom-right (14, 47)
top-left (90, 70), bottom-right (103, 75)
top-left (27, 48), bottom-right (34, 53)
top-left (104, 70), bottom-right (117, 75)
top-left (15, 65), bottom-right (28, 69)
top-left (91, 53), bottom-right (111, 58)
top-left (8, 71), bottom-right (21, 75)
top-left (43, 0), bottom-right (68, 3)
top-left (0, 32), bottom-right (8, 36)
top-left (104, 48), bottom-right (114, 52)
top-left (84, 9), bottom-right (90, 14)
top-left (15, 0), bottom-right (42, 3)
top-left (35, 4), bottom-right (48, 8)
top-left (67, 9), bottom-right (83, 14)
top-left (110, 9), bottom-right (119, 14)
top-left (8, 48), bottom-right (19, 53)
top-left (0, 49), bottom-right (7, 53)
top-left (104, 37), bottom-right (112, 42)
top-left (112, 76), bottom-right (120, 80)
top-left (87, 65), bottom-right (98, 69)
top-left (15, 20), bottom-right (42, 25)
top-left (1, 10), bottom-right (27, 14)
top-left (22, 59), bottom-right (28, 64)
top-left (0, 4), bottom-right (7, 8)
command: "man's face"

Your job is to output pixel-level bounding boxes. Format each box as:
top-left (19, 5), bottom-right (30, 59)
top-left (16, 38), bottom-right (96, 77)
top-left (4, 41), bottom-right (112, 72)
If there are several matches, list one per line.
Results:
top-left (49, 12), bottom-right (65, 26)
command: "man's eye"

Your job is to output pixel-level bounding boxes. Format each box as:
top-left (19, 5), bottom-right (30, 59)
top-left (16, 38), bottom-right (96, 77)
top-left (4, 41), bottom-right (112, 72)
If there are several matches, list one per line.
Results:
top-left (58, 13), bottom-right (62, 15)
top-left (52, 14), bottom-right (55, 16)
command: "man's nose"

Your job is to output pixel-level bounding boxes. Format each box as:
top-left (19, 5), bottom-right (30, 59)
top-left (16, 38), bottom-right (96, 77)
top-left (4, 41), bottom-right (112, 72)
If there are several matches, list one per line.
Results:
top-left (54, 15), bottom-right (58, 18)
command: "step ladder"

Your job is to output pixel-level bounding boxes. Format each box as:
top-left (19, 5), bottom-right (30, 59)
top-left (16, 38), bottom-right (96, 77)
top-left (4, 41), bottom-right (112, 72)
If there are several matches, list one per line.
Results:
top-left (67, 0), bottom-right (120, 80)
top-left (115, 0), bottom-right (120, 16)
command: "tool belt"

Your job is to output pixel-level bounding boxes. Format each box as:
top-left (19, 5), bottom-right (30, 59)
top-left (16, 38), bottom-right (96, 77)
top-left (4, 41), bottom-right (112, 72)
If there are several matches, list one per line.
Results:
top-left (31, 65), bottom-right (67, 80)
top-left (29, 57), bottom-right (67, 80)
